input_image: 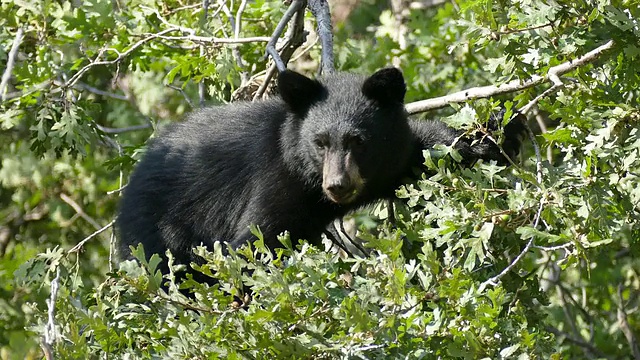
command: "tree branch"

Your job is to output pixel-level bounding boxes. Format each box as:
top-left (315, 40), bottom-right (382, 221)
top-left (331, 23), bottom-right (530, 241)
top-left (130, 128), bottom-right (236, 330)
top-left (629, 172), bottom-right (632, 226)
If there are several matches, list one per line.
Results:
top-left (308, 0), bottom-right (334, 74)
top-left (95, 123), bottom-right (153, 134)
top-left (405, 40), bottom-right (615, 114)
top-left (545, 326), bottom-right (611, 359)
top-left (63, 27), bottom-right (270, 90)
top-left (254, 0), bottom-right (307, 99)
top-left (41, 267), bottom-right (60, 360)
top-left (60, 193), bottom-right (102, 230)
top-left (68, 219), bottom-right (116, 253)
top-left (0, 27), bottom-right (25, 102)
top-left (265, 0), bottom-right (305, 72)
top-left (479, 196), bottom-right (545, 292)
top-left (617, 284), bottom-right (640, 360)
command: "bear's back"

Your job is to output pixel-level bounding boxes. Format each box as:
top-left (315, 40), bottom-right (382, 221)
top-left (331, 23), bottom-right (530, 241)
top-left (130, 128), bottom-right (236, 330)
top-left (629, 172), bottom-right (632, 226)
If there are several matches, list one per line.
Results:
top-left (117, 100), bottom-right (294, 262)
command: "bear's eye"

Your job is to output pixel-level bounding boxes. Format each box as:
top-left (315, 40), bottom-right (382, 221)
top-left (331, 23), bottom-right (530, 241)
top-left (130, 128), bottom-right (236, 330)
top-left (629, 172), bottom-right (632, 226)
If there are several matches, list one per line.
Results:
top-left (314, 138), bottom-right (327, 150)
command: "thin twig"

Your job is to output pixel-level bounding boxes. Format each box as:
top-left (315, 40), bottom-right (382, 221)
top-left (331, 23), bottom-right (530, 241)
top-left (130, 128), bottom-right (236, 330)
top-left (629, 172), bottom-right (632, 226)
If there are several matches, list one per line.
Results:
top-left (166, 84), bottom-right (195, 108)
top-left (2, 80), bottom-right (52, 102)
top-left (95, 123), bottom-right (152, 134)
top-left (64, 28), bottom-right (270, 89)
top-left (0, 27), bottom-right (25, 102)
top-left (495, 21), bottom-right (555, 36)
top-left (545, 326), bottom-right (610, 359)
top-left (522, 119), bottom-right (544, 185)
top-left (63, 28), bottom-right (175, 89)
top-left (532, 107), bottom-right (554, 162)
top-left (68, 220), bottom-right (116, 253)
top-left (478, 197), bottom-right (544, 292)
top-left (254, 0), bottom-right (306, 99)
top-left (75, 82), bottom-right (128, 100)
top-left (617, 284), bottom-right (640, 359)
top-left (253, 62), bottom-right (278, 100)
top-left (520, 83), bottom-right (562, 115)
top-left (405, 40), bottom-right (615, 114)
top-left (199, 0), bottom-right (210, 106)
top-left (107, 184), bottom-right (127, 195)
top-left (60, 193), bottom-right (102, 230)
top-left (235, 0), bottom-right (249, 85)
top-left (165, 2), bottom-right (204, 15)
top-left (533, 243), bottom-right (573, 252)
top-left (149, 34), bottom-right (270, 43)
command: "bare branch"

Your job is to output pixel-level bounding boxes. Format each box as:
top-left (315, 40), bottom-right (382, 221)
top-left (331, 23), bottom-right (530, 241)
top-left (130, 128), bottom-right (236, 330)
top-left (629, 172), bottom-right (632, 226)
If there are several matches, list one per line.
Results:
top-left (389, 0), bottom-right (409, 68)
top-left (0, 27), bottom-right (25, 102)
top-left (109, 228), bottom-right (117, 273)
top-left (41, 267), bottom-right (61, 360)
top-left (254, 0), bottom-right (306, 99)
top-left (308, 0), bottom-right (334, 74)
top-left (166, 2), bottom-right (204, 15)
top-left (149, 33), bottom-right (270, 44)
top-left (166, 84), bottom-right (195, 108)
top-left (617, 284), bottom-right (640, 359)
top-left (95, 123), bottom-right (152, 134)
top-left (533, 243), bottom-right (574, 252)
top-left (409, 0), bottom-right (446, 9)
top-left (68, 219), bottom-right (116, 253)
top-left (525, 121), bottom-right (544, 185)
top-left (532, 107), bottom-right (554, 162)
top-left (63, 28), bottom-right (175, 89)
top-left (265, 0), bottom-right (305, 72)
top-left (64, 27), bottom-right (270, 90)
top-left (520, 83), bottom-right (562, 115)
top-left (235, 0), bottom-right (249, 85)
top-left (199, 0), bottom-right (211, 106)
top-left (2, 80), bottom-right (53, 102)
top-left (405, 40), bottom-right (615, 114)
top-left (216, 0), bottom-right (249, 85)
top-left (545, 326), bottom-right (611, 359)
top-left (76, 82), bottom-right (128, 100)
top-left (495, 21), bottom-right (555, 36)
top-left (253, 63), bottom-right (279, 100)
top-left (60, 193), bottom-right (102, 230)
top-left (479, 197), bottom-right (545, 292)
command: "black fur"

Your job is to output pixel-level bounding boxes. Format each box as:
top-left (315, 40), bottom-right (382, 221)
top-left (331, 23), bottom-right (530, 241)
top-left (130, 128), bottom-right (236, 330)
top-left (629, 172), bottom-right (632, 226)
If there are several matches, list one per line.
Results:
top-left (117, 68), bottom-right (525, 277)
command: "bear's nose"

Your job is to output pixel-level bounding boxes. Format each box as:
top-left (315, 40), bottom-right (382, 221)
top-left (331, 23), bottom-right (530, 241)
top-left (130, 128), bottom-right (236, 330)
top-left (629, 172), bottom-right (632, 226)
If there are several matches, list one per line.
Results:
top-left (327, 182), bottom-right (350, 196)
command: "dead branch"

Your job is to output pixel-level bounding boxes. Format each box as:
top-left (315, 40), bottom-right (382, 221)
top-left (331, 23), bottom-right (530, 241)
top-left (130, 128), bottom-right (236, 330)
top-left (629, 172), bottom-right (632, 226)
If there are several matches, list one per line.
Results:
top-left (617, 284), bottom-right (640, 359)
top-left (254, 0), bottom-right (307, 99)
top-left (265, 0), bottom-right (305, 71)
top-left (545, 326), bottom-right (611, 359)
top-left (0, 27), bottom-right (25, 102)
top-left (41, 267), bottom-right (61, 360)
top-left (68, 220), bottom-right (116, 253)
top-left (64, 28), bottom-right (270, 90)
top-left (60, 193), bottom-right (102, 230)
top-left (405, 40), bottom-right (615, 114)
top-left (308, 0), bottom-right (334, 74)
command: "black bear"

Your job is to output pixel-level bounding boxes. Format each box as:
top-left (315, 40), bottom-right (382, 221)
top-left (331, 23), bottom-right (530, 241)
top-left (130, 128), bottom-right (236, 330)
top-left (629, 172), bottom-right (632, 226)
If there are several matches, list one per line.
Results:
top-left (117, 68), bottom-right (524, 278)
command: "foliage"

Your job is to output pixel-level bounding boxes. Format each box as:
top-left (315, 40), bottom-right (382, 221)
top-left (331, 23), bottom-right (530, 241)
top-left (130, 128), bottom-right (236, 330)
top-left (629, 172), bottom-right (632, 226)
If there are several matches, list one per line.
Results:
top-left (1, 0), bottom-right (639, 359)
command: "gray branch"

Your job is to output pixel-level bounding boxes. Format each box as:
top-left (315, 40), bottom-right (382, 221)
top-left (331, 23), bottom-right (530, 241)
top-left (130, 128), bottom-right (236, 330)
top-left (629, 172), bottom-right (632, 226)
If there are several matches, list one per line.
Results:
top-left (265, 0), bottom-right (305, 72)
top-left (405, 40), bottom-right (615, 114)
top-left (0, 27), bottom-right (24, 102)
top-left (617, 284), bottom-right (640, 359)
top-left (41, 267), bottom-right (61, 360)
top-left (308, 0), bottom-right (334, 74)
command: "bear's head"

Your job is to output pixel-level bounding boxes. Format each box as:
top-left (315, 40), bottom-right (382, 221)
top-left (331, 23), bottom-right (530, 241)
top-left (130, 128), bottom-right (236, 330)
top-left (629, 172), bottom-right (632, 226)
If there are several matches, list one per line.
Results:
top-left (278, 68), bottom-right (414, 205)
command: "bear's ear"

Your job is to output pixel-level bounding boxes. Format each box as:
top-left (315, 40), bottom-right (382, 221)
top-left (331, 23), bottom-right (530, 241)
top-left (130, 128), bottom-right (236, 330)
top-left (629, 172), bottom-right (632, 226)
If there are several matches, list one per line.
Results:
top-left (278, 70), bottom-right (325, 113)
top-left (362, 67), bottom-right (406, 105)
